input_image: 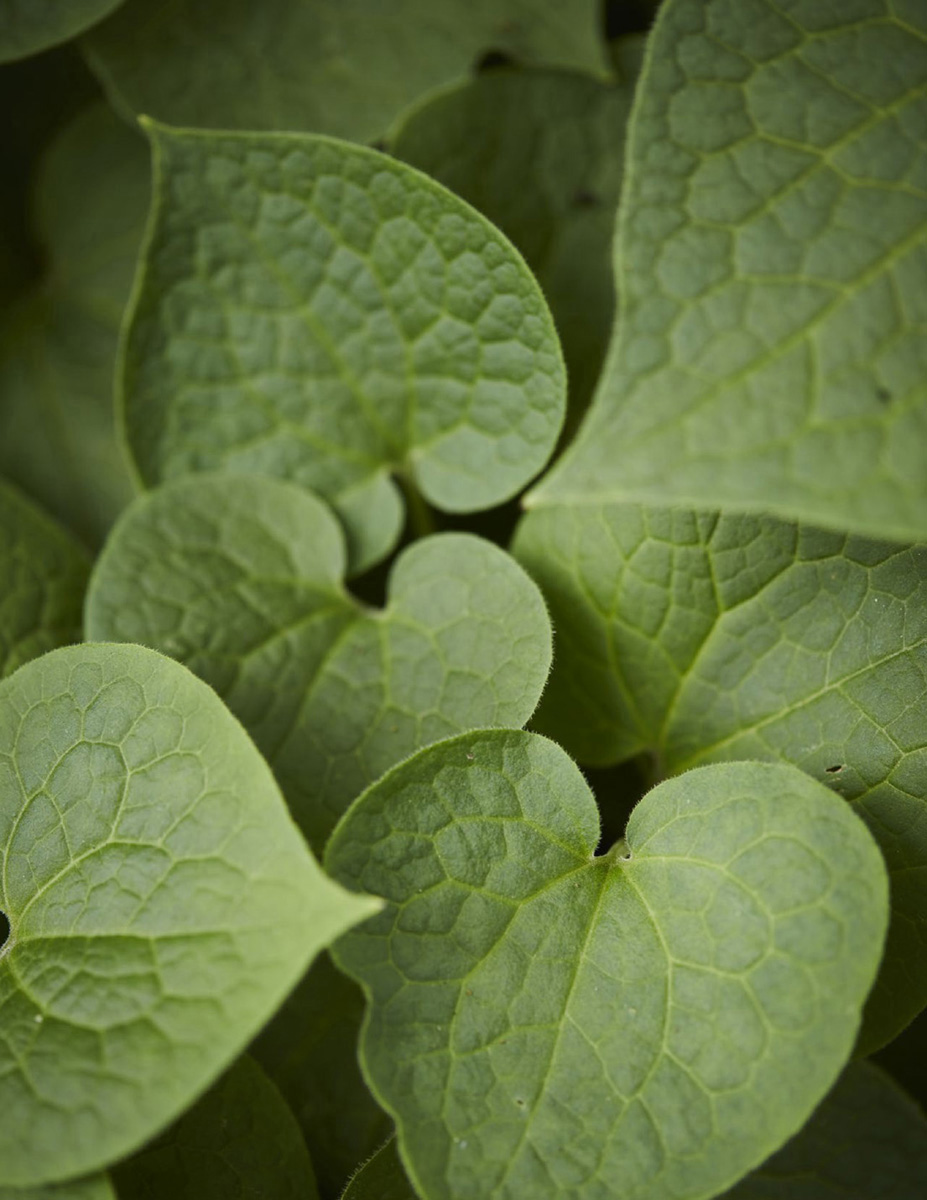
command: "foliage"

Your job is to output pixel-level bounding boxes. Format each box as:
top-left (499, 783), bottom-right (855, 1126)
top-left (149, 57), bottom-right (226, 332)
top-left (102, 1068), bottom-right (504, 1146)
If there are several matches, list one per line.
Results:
top-left (1, 1), bottom-right (926, 1198)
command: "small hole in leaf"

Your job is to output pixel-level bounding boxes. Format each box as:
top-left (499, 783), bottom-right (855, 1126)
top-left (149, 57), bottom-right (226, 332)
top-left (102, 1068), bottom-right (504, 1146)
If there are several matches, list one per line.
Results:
top-left (0, 911), bottom-right (9, 951)
top-left (825, 765), bottom-right (844, 774)
top-left (572, 188), bottom-right (601, 209)
top-left (876, 387), bottom-right (892, 404)
top-left (476, 49), bottom-right (515, 72)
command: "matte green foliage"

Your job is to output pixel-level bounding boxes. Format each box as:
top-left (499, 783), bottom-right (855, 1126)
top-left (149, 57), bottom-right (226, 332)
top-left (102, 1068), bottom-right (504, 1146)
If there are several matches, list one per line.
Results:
top-left (86, 474), bottom-right (552, 850)
top-left (0, 643), bottom-right (376, 1187)
top-left (112, 1055), bottom-right (319, 1200)
top-left (0, 1178), bottom-right (115, 1200)
top-left (392, 40), bottom-right (643, 423)
top-left (82, 0), bottom-right (609, 142)
top-left (341, 1140), bottom-right (413, 1200)
top-left (0, 0), bottom-right (123, 63)
top-left (0, 482), bottom-right (89, 678)
top-left (121, 124), bottom-right (566, 573)
top-left (0, 103), bottom-right (145, 546)
top-left (252, 954), bottom-right (391, 1200)
top-left (328, 731), bottom-right (888, 1200)
top-left (531, 0), bottom-right (927, 543)
top-left (513, 504), bottom-right (927, 1050)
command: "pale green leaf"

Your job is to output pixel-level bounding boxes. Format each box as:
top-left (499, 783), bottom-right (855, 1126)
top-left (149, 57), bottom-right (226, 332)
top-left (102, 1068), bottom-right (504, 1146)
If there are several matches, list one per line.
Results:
top-left (0, 643), bottom-right (378, 1188)
top-left (0, 1176), bottom-right (115, 1200)
top-left (0, 0), bottom-right (123, 63)
top-left (327, 732), bottom-right (888, 1200)
top-left (112, 1054), bottom-right (319, 1200)
top-left (82, 0), bottom-right (609, 143)
top-left (512, 503), bottom-right (927, 1050)
top-left (119, 123), bottom-right (566, 573)
top-left (252, 954), bottom-right (392, 1200)
top-left (724, 1062), bottom-right (927, 1200)
top-left (0, 102), bottom-right (146, 546)
top-left (0, 481), bottom-right (90, 678)
top-left (341, 1139), bottom-right (414, 1200)
top-left (86, 475), bottom-right (552, 851)
top-left (391, 48), bottom-right (643, 425)
top-left (530, 0), bottom-right (927, 543)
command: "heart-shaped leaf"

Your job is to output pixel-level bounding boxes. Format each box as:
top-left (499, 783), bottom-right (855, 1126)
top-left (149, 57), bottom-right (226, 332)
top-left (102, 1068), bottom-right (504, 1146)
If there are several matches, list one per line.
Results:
top-left (512, 503), bottom-right (927, 1050)
top-left (82, 0), bottom-right (609, 142)
top-left (118, 122), bottom-right (566, 573)
top-left (0, 103), bottom-right (145, 546)
top-left (327, 731), bottom-right (888, 1200)
top-left (0, 482), bottom-right (89, 679)
top-left (112, 1055), bottom-right (319, 1200)
top-left (530, 0), bottom-right (927, 544)
top-left (391, 45), bottom-right (643, 425)
top-left (85, 474), bottom-right (552, 850)
top-left (0, 0), bottom-right (123, 63)
top-left (0, 643), bottom-right (377, 1188)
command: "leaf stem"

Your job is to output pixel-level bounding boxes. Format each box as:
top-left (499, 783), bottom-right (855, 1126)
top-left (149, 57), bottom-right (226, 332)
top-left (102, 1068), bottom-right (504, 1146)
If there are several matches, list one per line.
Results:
top-left (398, 472), bottom-right (437, 540)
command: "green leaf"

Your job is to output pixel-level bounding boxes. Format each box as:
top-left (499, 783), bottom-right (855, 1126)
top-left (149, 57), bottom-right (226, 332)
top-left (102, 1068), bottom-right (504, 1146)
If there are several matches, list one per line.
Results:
top-left (112, 1054), bottom-right (319, 1200)
top-left (327, 732), bottom-right (888, 1200)
top-left (341, 1140), bottom-right (414, 1200)
top-left (874, 1005), bottom-right (927, 1114)
top-left (391, 46), bottom-right (643, 426)
top-left (512, 503), bottom-right (927, 1050)
top-left (530, 0), bottom-right (927, 543)
top-left (119, 123), bottom-right (566, 574)
top-left (85, 474), bottom-right (553, 850)
top-left (0, 102), bottom-right (146, 547)
top-left (0, 480), bottom-right (90, 678)
top-left (0, 1177), bottom-right (115, 1200)
top-left (0, 642), bottom-right (377, 1188)
top-left (82, 0), bottom-right (609, 143)
top-left (724, 1062), bottom-right (927, 1200)
top-left (0, 0), bottom-right (123, 63)
top-left (251, 954), bottom-right (392, 1200)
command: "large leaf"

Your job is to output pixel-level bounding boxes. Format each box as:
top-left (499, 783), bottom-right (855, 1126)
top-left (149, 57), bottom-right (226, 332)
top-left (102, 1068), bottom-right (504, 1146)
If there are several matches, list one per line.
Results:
top-left (725, 1062), bottom-right (927, 1199)
top-left (0, 0), bottom-right (123, 63)
top-left (0, 481), bottom-right (90, 678)
top-left (512, 504), bottom-right (927, 1050)
top-left (392, 44), bottom-right (643, 427)
top-left (341, 1140), bottom-right (413, 1200)
top-left (0, 643), bottom-right (377, 1187)
top-left (529, 0), bottom-right (927, 543)
top-left (82, 0), bottom-right (609, 143)
top-left (0, 102), bottom-right (146, 546)
top-left (327, 732), bottom-right (888, 1200)
top-left (251, 954), bottom-right (391, 1200)
top-left (119, 123), bottom-right (566, 573)
top-left (86, 475), bottom-right (552, 850)
top-left (112, 1054), bottom-right (319, 1200)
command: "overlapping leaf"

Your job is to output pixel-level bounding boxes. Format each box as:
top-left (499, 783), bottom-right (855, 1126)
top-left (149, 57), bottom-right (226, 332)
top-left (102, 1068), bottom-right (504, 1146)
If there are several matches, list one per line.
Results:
top-left (82, 0), bottom-right (609, 142)
top-left (112, 1055), bottom-right (319, 1200)
top-left (0, 481), bottom-right (89, 678)
top-left (86, 474), bottom-right (552, 850)
top-left (392, 42), bottom-right (643, 425)
top-left (0, 103), bottom-right (146, 546)
top-left (0, 1178), bottom-right (115, 1200)
top-left (0, 643), bottom-right (376, 1187)
top-left (119, 123), bottom-right (566, 573)
top-left (530, 0), bottom-right (927, 543)
top-left (327, 731), bottom-right (888, 1200)
top-left (0, 0), bottom-right (123, 63)
top-left (341, 1139), bottom-right (413, 1200)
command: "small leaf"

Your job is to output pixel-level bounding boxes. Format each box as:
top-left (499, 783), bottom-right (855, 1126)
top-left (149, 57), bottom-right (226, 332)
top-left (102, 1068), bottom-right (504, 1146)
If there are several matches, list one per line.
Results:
top-left (251, 954), bottom-right (392, 1200)
top-left (327, 732), bottom-right (888, 1200)
top-left (86, 474), bottom-right (552, 850)
top-left (119, 123), bottom-right (566, 573)
top-left (0, 481), bottom-right (90, 678)
top-left (512, 503), bottom-right (927, 1050)
top-left (341, 1139), bottom-right (415, 1200)
top-left (0, 103), bottom-right (146, 546)
top-left (724, 1062), bottom-right (927, 1200)
top-left (0, 0), bottom-right (123, 63)
top-left (82, 0), bottom-right (609, 142)
top-left (0, 643), bottom-right (377, 1188)
top-left (112, 1054), bottom-right (320, 1200)
top-left (530, 0), bottom-right (927, 543)
top-left (392, 48), bottom-right (643, 425)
